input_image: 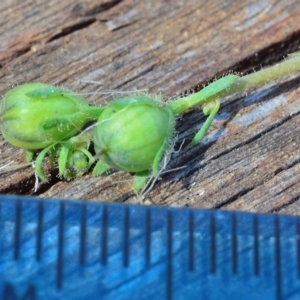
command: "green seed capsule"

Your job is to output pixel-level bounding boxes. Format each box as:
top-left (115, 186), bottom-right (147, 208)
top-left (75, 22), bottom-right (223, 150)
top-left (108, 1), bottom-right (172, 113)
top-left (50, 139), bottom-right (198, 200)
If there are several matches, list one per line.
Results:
top-left (93, 96), bottom-right (175, 173)
top-left (0, 83), bottom-right (102, 150)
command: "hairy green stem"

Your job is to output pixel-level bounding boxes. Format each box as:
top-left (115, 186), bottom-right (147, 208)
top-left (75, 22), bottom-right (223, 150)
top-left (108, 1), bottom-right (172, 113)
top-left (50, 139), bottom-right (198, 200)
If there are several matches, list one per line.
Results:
top-left (235, 52), bottom-right (300, 89)
top-left (169, 51), bottom-right (300, 115)
top-left (83, 106), bottom-right (105, 120)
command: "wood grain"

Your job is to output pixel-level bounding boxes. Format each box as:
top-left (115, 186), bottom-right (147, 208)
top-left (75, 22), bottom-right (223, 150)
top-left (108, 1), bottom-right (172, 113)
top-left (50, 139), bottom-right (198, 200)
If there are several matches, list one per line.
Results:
top-left (1, 0), bottom-right (300, 214)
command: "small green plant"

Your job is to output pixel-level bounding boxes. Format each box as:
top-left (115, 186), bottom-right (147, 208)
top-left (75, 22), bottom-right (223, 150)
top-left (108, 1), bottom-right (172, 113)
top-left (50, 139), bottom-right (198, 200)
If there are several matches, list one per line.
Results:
top-left (91, 75), bottom-right (237, 192)
top-left (1, 52), bottom-right (300, 194)
top-left (91, 52), bottom-right (300, 193)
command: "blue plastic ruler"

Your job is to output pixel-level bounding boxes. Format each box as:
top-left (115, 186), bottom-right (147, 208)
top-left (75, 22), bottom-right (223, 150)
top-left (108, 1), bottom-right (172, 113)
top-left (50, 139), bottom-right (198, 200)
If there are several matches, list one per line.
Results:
top-left (0, 194), bottom-right (300, 300)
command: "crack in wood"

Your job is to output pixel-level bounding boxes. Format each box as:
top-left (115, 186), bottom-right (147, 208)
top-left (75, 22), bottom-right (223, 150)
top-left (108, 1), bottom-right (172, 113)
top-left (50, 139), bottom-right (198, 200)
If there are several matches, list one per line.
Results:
top-left (178, 29), bottom-right (300, 101)
top-left (215, 155), bottom-right (300, 210)
top-left (272, 194), bottom-right (300, 213)
top-left (72, 0), bottom-right (124, 17)
top-left (1, 171), bottom-right (61, 196)
top-left (221, 29), bottom-right (300, 76)
top-left (47, 18), bottom-right (97, 43)
top-left (0, 0), bottom-right (125, 66)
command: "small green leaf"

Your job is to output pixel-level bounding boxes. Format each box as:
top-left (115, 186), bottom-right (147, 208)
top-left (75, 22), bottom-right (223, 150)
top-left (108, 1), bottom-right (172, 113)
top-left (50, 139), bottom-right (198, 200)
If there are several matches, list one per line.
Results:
top-left (26, 86), bottom-right (70, 99)
top-left (133, 170), bottom-right (150, 193)
top-left (169, 74), bottom-right (237, 114)
top-left (41, 117), bottom-right (76, 131)
top-left (191, 99), bottom-right (220, 145)
top-left (92, 160), bottom-right (111, 176)
top-left (34, 144), bottom-right (54, 181)
top-left (58, 143), bottom-right (72, 176)
top-left (197, 75), bottom-right (238, 100)
top-left (25, 150), bottom-right (34, 162)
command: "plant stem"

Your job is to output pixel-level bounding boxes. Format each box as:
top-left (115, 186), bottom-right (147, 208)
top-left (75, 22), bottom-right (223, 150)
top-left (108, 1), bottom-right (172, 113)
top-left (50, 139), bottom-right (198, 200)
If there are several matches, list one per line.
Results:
top-left (83, 106), bottom-right (105, 120)
top-left (234, 52), bottom-right (300, 90)
top-left (169, 51), bottom-right (300, 115)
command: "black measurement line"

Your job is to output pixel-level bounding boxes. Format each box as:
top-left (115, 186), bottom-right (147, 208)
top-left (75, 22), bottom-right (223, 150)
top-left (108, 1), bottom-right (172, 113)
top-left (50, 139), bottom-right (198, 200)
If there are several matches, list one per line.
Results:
top-left (274, 216), bottom-right (282, 300)
top-left (210, 215), bottom-right (217, 274)
top-left (231, 214), bottom-right (238, 274)
top-left (123, 207), bottom-right (130, 268)
top-left (57, 202), bottom-right (65, 290)
top-left (188, 212), bottom-right (194, 272)
top-left (253, 215), bottom-right (260, 276)
top-left (166, 211), bottom-right (173, 300)
top-left (100, 205), bottom-right (108, 265)
top-left (145, 209), bottom-right (151, 268)
top-left (36, 201), bottom-right (44, 262)
top-left (14, 200), bottom-right (22, 260)
top-left (297, 220), bottom-right (300, 278)
top-left (79, 204), bottom-right (87, 265)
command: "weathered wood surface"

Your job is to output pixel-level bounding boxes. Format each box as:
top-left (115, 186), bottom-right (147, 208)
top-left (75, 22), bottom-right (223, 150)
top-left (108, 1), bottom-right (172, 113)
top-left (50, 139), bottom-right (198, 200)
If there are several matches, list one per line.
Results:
top-left (1, 0), bottom-right (300, 214)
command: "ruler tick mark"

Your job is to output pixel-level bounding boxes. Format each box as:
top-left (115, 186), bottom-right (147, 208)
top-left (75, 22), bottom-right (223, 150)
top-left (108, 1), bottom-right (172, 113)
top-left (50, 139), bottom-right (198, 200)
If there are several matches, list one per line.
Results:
top-left (231, 214), bottom-right (238, 274)
top-left (145, 209), bottom-right (151, 268)
top-left (57, 202), bottom-right (65, 290)
top-left (274, 216), bottom-right (282, 300)
top-left (297, 220), bottom-right (300, 278)
top-left (14, 200), bottom-right (22, 261)
top-left (79, 204), bottom-right (87, 265)
top-left (166, 211), bottom-right (173, 300)
top-left (188, 212), bottom-right (194, 272)
top-left (123, 207), bottom-right (130, 268)
top-left (210, 215), bottom-right (216, 274)
top-left (101, 206), bottom-right (108, 265)
top-left (253, 216), bottom-right (260, 276)
top-left (36, 201), bottom-right (44, 262)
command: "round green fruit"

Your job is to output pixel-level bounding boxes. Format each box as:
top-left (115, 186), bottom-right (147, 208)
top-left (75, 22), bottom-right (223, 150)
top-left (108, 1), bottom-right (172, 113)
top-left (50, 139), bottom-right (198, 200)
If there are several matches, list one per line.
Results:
top-left (0, 83), bottom-right (101, 150)
top-left (93, 96), bottom-right (175, 173)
